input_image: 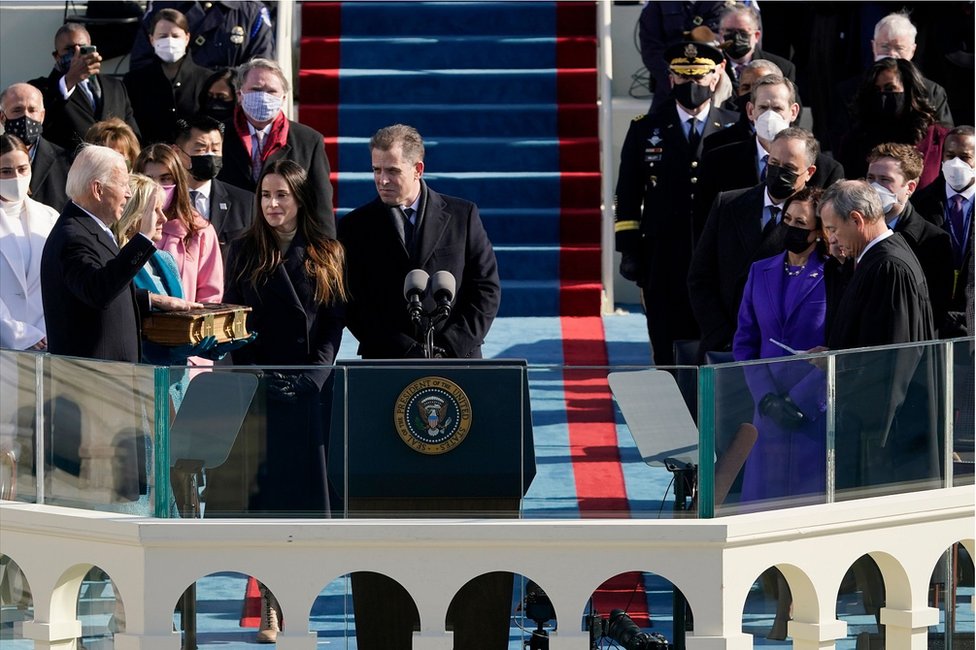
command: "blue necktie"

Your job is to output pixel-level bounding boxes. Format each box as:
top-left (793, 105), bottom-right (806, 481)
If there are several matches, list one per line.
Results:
top-left (402, 207), bottom-right (415, 248)
top-left (759, 154), bottom-right (770, 182)
top-left (948, 194), bottom-right (966, 266)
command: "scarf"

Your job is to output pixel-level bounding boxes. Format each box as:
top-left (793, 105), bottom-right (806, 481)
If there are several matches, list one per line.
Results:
top-left (233, 105), bottom-right (290, 164)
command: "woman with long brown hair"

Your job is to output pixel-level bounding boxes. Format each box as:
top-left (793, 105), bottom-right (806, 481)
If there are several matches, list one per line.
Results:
top-left (224, 159), bottom-right (346, 512)
top-left (223, 159), bottom-right (346, 642)
top-left (134, 143), bottom-right (223, 305)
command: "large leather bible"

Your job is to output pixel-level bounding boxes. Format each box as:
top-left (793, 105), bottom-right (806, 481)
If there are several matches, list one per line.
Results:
top-left (142, 304), bottom-right (252, 345)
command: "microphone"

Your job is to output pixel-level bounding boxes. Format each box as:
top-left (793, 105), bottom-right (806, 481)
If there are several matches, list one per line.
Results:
top-left (403, 269), bottom-right (429, 323)
top-left (429, 270), bottom-right (456, 321)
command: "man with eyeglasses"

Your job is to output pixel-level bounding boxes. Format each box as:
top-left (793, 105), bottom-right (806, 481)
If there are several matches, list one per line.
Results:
top-left (823, 11), bottom-right (953, 154)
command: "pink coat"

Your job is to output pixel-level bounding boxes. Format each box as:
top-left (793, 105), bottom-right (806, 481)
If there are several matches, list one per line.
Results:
top-left (156, 214), bottom-right (223, 303)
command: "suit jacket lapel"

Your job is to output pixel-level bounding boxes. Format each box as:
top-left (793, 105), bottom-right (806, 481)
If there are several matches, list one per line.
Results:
top-left (70, 203), bottom-right (119, 257)
top-left (209, 182), bottom-right (229, 234)
top-left (415, 187), bottom-right (448, 267)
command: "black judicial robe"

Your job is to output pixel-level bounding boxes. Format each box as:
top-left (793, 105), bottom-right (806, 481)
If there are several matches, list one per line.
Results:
top-left (827, 233), bottom-right (940, 491)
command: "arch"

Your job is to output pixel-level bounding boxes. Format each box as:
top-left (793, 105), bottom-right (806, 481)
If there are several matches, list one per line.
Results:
top-left (170, 570), bottom-right (269, 646)
top-left (739, 563), bottom-right (818, 644)
top-left (0, 553), bottom-right (34, 639)
top-left (347, 570), bottom-right (420, 649)
top-left (582, 570), bottom-right (688, 649)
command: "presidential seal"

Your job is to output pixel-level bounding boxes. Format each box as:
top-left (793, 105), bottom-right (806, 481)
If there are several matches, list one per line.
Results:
top-left (394, 376), bottom-right (472, 454)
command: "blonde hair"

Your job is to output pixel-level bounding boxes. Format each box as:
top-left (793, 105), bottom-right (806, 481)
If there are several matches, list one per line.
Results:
top-left (113, 173), bottom-right (160, 246)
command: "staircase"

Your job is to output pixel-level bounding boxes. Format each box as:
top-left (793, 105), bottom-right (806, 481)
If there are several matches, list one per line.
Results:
top-left (298, 1), bottom-right (602, 316)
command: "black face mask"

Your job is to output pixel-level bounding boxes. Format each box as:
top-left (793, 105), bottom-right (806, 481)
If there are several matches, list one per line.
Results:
top-left (875, 91), bottom-right (905, 117)
top-left (765, 163), bottom-right (801, 201)
top-left (4, 115), bottom-right (43, 146)
top-left (784, 225), bottom-right (815, 254)
top-left (725, 31), bottom-right (753, 60)
top-left (56, 51), bottom-right (74, 73)
top-left (186, 153), bottom-right (223, 181)
top-left (672, 81), bottom-right (713, 110)
top-left (734, 93), bottom-right (751, 114)
top-left (204, 99), bottom-right (235, 122)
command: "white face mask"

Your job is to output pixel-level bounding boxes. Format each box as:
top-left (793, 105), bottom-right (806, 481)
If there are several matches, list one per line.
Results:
top-left (942, 156), bottom-right (975, 192)
top-left (0, 175), bottom-right (31, 203)
top-left (870, 181), bottom-right (898, 215)
top-left (754, 110), bottom-right (791, 142)
top-left (154, 37), bottom-right (187, 63)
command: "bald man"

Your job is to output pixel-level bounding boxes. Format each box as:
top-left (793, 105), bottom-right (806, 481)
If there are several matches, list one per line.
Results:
top-left (0, 83), bottom-right (71, 211)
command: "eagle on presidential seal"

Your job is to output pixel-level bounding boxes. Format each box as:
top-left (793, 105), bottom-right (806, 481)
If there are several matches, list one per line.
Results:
top-left (416, 395), bottom-right (452, 435)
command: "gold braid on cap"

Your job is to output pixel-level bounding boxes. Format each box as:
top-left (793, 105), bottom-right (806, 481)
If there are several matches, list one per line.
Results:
top-left (670, 43), bottom-right (716, 77)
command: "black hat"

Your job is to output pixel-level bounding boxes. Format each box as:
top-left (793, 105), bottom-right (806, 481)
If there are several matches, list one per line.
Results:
top-left (665, 41), bottom-right (724, 77)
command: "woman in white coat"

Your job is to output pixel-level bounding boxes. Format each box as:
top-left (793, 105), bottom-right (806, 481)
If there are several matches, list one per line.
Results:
top-left (0, 133), bottom-right (59, 350)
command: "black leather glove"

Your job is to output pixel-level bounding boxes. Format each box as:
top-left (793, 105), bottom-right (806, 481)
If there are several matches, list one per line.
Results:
top-left (619, 252), bottom-right (642, 282)
top-left (758, 392), bottom-right (806, 429)
top-left (266, 372), bottom-right (319, 403)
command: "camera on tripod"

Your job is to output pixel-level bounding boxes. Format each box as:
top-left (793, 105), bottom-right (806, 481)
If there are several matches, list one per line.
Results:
top-left (522, 582), bottom-right (555, 649)
top-left (585, 608), bottom-right (672, 649)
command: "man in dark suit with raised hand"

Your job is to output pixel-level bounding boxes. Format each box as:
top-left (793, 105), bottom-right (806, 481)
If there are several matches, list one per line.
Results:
top-left (338, 123), bottom-right (503, 650)
top-left (217, 58), bottom-right (335, 237)
top-left (40, 145), bottom-right (198, 362)
top-left (173, 114), bottom-right (253, 259)
top-left (615, 41), bottom-right (738, 365)
top-left (0, 82), bottom-right (70, 211)
top-left (29, 23), bottom-right (140, 153)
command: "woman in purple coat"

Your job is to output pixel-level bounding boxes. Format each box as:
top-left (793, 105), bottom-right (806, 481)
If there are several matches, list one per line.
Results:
top-left (733, 187), bottom-right (828, 502)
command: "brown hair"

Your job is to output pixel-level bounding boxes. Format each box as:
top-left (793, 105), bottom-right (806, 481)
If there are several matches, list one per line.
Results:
top-left (866, 141), bottom-right (924, 182)
top-left (0, 133), bottom-right (29, 158)
top-left (84, 118), bottom-right (141, 170)
top-left (231, 159), bottom-right (347, 305)
top-left (133, 142), bottom-right (202, 240)
top-left (150, 8), bottom-right (191, 36)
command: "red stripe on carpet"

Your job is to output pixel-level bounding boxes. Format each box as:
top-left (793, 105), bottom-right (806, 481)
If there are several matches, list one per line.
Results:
top-left (560, 316), bottom-right (650, 625)
top-left (298, 1), bottom-right (341, 212)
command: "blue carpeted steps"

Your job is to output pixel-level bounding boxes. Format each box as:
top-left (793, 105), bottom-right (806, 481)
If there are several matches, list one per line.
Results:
top-left (298, 1), bottom-right (601, 316)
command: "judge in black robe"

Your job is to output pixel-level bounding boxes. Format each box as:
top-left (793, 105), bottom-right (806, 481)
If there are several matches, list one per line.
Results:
top-left (821, 181), bottom-right (940, 492)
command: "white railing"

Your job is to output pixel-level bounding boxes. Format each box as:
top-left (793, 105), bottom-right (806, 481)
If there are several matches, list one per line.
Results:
top-left (2, 486), bottom-right (972, 650)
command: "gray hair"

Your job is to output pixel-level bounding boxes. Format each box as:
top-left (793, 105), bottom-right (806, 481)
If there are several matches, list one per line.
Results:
top-left (874, 12), bottom-right (917, 42)
top-left (65, 144), bottom-right (126, 202)
top-left (750, 74), bottom-right (796, 105)
top-left (370, 124), bottom-right (425, 163)
top-left (742, 59), bottom-right (783, 77)
top-left (947, 125), bottom-right (974, 140)
top-left (235, 57), bottom-right (290, 94)
top-left (820, 180), bottom-right (885, 225)
top-left (720, 4), bottom-right (761, 31)
top-left (772, 126), bottom-right (819, 169)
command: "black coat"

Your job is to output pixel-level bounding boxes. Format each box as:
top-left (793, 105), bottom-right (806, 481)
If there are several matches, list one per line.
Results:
top-left (218, 118), bottom-right (336, 238)
top-left (223, 232), bottom-right (344, 514)
top-left (826, 233), bottom-right (939, 490)
top-left (614, 103), bottom-right (740, 361)
top-left (910, 176), bottom-right (974, 336)
top-left (29, 70), bottom-right (140, 152)
top-left (694, 137), bottom-right (845, 238)
top-left (338, 182), bottom-right (501, 360)
top-left (724, 47), bottom-right (797, 86)
top-left (40, 201), bottom-right (155, 362)
top-left (29, 137), bottom-right (70, 212)
top-left (123, 57), bottom-right (212, 146)
top-left (688, 184), bottom-right (790, 360)
top-left (206, 179), bottom-right (254, 260)
top-left (892, 202), bottom-right (954, 333)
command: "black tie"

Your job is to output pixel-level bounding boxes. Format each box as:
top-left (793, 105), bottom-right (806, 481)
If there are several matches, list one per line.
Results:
top-left (763, 205), bottom-right (781, 235)
top-left (759, 154), bottom-right (770, 182)
top-left (402, 207), bottom-right (415, 248)
top-left (686, 117), bottom-right (700, 151)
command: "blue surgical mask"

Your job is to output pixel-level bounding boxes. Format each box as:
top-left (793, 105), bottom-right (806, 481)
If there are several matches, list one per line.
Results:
top-left (240, 91), bottom-right (283, 123)
top-left (56, 51), bottom-right (74, 72)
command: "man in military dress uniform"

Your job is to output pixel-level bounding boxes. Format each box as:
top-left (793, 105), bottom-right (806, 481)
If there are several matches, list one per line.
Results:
top-left (615, 41), bottom-right (738, 365)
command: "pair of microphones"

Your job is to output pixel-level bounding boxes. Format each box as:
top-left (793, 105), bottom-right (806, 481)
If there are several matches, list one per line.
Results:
top-left (403, 269), bottom-right (456, 324)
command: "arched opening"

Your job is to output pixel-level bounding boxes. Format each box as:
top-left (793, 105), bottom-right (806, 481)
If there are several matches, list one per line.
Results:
top-left (76, 566), bottom-right (124, 650)
top-left (0, 555), bottom-right (33, 645)
top-left (583, 571), bottom-right (683, 649)
top-left (836, 554), bottom-right (886, 648)
top-left (173, 571), bottom-right (276, 646)
top-left (742, 566), bottom-right (794, 645)
top-left (927, 541), bottom-right (975, 647)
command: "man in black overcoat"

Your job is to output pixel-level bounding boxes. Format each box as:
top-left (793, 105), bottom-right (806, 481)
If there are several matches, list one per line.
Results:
top-left (615, 41), bottom-right (738, 365)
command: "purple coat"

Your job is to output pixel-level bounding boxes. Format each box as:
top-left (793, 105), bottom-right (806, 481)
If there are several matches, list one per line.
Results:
top-left (732, 251), bottom-right (828, 502)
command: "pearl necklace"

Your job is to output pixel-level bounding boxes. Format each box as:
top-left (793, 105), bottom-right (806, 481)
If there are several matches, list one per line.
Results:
top-left (784, 260), bottom-right (806, 277)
